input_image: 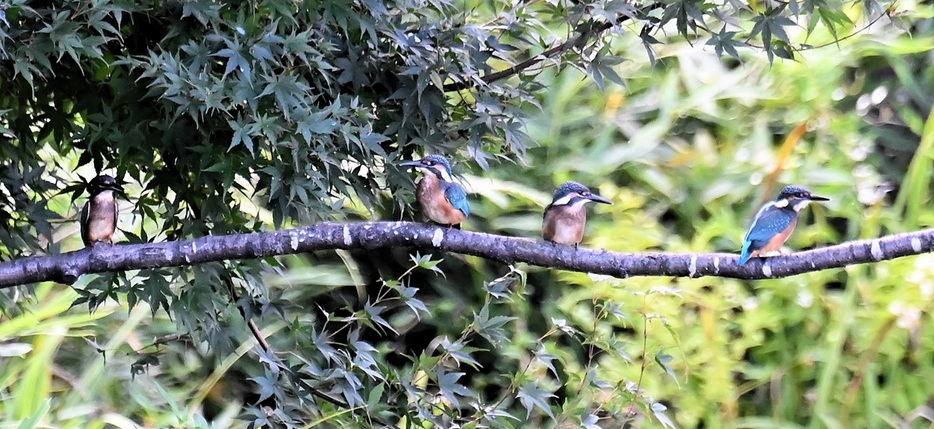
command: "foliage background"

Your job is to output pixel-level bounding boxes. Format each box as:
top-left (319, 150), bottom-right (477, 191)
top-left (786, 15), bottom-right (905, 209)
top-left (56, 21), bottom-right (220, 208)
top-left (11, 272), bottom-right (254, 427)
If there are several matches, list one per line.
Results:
top-left (1, 0), bottom-right (934, 428)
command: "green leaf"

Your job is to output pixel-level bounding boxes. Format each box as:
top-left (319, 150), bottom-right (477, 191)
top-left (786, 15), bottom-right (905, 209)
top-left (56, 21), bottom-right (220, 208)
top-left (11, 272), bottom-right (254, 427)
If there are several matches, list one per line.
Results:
top-left (516, 382), bottom-right (556, 419)
top-left (482, 266), bottom-right (525, 299)
top-left (362, 300), bottom-right (398, 334)
top-left (750, 6), bottom-right (797, 63)
top-left (436, 369), bottom-right (472, 408)
top-left (351, 335), bottom-right (384, 380)
top-left (311, 327), bottom-right (339, 364)
top-left (17, 399), bottom-right (51, 429)
top-left (533, 346), bottom-right (560, 378)
top-left (654, 351), bottom-right (679, 386)
top-left (471, 303), bottom-right (517, 345)
top-left (652, 402), bottom-right (677, 428)
top-left (400, 286), bottom-right (430, 318)
top-left (706, 26), bottom-right (742, 59)
top-left (410, 252), bottom-right (445, 276)
top-left (581, 413), bottom-right (601, 429)
top-left (816, 4), bottom-right (853, 40)
top-left (441, 338), bottom-right (483, 369)
top-left (249, 371), bottom-right (282, 402)
top-left (367, 382), bottom-right (386, 409)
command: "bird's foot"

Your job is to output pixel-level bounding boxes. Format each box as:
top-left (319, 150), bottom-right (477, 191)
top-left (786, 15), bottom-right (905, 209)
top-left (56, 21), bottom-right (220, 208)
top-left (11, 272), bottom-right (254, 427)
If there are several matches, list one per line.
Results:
top-left (90, 239), bottom-right (113, 248)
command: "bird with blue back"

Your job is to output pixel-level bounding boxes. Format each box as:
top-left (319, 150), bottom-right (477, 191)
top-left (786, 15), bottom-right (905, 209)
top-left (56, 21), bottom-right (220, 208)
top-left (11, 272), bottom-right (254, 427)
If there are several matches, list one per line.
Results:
top-left (542, 181), bottom-right (612, 248)
top-left (80, 174), bottom-right (124, 247)
top-left (738, 185), bottom-right (829, 265)
top-left (400, 154), bottom-right (470, 229)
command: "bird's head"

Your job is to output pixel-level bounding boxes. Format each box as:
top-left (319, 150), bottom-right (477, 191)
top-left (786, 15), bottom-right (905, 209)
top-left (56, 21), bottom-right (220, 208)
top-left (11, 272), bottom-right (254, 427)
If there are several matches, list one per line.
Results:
top-left (400, 154), bottom-right (454, 182)
top-left (88, 175), bottom-right (124, 196)
top-left (774, 185), bottom-right (829, 211)
top-left (549, 181), bottom-right (612, 207)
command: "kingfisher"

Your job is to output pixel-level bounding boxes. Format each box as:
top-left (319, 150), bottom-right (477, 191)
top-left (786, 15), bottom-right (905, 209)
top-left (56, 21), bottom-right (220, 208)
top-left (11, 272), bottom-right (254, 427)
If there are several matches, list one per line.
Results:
top-left (400, 154), bottom-right (470, 228)
top-left (542, 181), bottom-right (612, 248)
top-left (80, 174), bottom-right (124, 247)
top-left (738, 184), bottom-right (829, 265)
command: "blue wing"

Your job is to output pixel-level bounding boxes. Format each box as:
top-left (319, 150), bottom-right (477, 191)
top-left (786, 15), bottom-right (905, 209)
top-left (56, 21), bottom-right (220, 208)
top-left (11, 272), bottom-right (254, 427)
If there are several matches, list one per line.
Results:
top-left (739, 204), bottom-right (795, 265)
top-left (443, 182), bottom-right (470, 217)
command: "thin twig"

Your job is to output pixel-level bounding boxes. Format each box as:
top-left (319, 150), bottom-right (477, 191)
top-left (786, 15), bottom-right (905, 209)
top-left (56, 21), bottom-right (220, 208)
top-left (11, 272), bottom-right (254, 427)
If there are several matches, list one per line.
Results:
top-left (223, 274), bottom-right (273, 354)
top-left (798, 3), bottom-right (896, 51)
top-left (443, 3), bottom-right (665, 92)
top-left (625, 305), bottom-right (650, 422)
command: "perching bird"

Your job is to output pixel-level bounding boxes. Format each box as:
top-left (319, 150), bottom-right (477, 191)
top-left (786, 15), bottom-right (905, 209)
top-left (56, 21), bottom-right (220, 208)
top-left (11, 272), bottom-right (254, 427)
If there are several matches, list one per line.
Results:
top-left (80, 174), bottom-right (124, 247)
top-left (542, 181), bottom-right (612, 248)
top-left (400, 154), bottom-right (470, 228)
top-left (738, 185), bottom-right (829, 265)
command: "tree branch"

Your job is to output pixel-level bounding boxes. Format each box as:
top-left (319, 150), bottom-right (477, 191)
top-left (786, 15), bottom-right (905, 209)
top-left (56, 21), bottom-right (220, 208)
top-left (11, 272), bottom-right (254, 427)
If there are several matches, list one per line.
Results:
top-left (442, 3), bottom-right (665, 92)
top-left (1, 222), bottom-right (932, 288)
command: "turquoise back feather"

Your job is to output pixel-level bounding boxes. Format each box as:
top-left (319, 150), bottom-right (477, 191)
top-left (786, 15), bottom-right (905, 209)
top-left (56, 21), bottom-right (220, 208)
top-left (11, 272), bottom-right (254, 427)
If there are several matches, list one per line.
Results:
top-left (443, 182), bottom-right (470, 217)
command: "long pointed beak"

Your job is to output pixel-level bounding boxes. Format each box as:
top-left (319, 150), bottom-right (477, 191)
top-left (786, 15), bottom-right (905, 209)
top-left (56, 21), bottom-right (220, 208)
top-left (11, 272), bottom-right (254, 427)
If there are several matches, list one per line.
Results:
top-left (399, 161), bottom-right (422, 168)
top-left (108, 183), bottom-right (125, 194)
top-left (808, 195), bottom-right (829, 202)
top-left (587, 194), bottom-right (612, 204)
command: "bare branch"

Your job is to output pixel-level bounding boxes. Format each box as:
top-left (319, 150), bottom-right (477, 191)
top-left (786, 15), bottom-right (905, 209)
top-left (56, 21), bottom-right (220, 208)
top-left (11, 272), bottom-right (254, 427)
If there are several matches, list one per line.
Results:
top-left (1, 222), bottom-right (932, 288)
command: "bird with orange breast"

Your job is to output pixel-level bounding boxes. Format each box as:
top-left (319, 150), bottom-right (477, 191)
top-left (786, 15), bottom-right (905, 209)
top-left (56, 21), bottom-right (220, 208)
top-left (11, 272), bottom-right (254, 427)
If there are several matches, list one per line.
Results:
top-left (542, 181), bottom-right (612, 248)
top-left (738, 185), bottom-right (829, 265)
top-left (80, 174), bottom-right (124, 247)
top-left (400, 154), bottom-right (470, 228)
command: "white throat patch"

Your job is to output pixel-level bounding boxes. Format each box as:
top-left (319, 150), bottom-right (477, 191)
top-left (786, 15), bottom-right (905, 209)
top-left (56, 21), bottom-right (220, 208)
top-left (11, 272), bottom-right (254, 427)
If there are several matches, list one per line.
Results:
top-left (435, 167), bottom-right (453, 183)
top-left (552, 194), bottom-right (574, 206)
top-left (93, 190), bottom-right (114, 202)
top-left (792, 199), bottom-right (811, 212)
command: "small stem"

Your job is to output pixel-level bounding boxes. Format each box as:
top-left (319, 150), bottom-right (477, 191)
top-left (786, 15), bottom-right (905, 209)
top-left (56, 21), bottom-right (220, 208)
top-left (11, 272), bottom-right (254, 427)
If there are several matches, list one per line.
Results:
top-left (626, 297), bottom-right (650, 421)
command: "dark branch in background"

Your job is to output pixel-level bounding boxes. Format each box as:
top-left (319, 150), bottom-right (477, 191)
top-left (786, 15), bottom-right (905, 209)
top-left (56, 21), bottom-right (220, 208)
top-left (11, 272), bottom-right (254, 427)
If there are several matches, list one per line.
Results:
top-left (442, 3), bottom-right (665, 92)
top-left (1, 222), bottom-right (933, 288)
top-left (729, 6), bottom-right (894, 52)
top-left (223, 274), bottom-right (274, 354)
top-left (220, 273), bottom-right (389, 424)
top-left (447, 0), bottom-right (893, 93)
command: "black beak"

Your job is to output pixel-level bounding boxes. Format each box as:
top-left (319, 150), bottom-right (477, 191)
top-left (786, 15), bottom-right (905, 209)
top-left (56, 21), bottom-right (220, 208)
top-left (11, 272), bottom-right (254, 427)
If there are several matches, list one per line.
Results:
top-left (399, 160), bottom-right (422, 168)
top-left (587, 194), bottom-right (612, 205)
top-left (105, 182), bottom-right (125, 194)
top-left (808, 194), bottom-right (829, 202)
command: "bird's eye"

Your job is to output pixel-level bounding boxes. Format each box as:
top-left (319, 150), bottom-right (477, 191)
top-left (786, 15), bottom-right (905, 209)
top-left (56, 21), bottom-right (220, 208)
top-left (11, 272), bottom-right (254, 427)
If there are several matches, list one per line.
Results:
top-left (424, 160), bottom-right (435, 166)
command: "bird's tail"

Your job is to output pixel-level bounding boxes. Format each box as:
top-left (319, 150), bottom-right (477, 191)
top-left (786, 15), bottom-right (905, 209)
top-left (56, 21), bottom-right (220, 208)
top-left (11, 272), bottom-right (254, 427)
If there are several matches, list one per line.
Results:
top-left (738, 242), bottom-right (752, 266)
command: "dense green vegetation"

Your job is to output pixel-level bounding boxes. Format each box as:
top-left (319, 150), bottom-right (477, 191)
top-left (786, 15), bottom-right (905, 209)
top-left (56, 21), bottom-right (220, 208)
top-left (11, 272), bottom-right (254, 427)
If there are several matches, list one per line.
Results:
top-left (1, 0), bottom-right (933, 427)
